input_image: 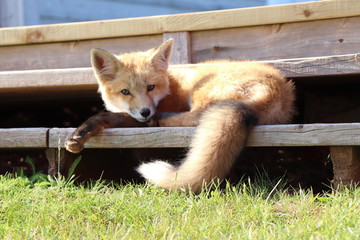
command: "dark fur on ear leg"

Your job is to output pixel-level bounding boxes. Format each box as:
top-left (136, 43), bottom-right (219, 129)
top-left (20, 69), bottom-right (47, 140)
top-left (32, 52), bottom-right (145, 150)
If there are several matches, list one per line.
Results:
top-left (206, 100), bottom-right (259, 129)
top-left (147, 112), bottom-right (183, 127)
top-left (244, 111), bottom-right (259, 129)
top-left (66, 112), bottom-right (146, 153)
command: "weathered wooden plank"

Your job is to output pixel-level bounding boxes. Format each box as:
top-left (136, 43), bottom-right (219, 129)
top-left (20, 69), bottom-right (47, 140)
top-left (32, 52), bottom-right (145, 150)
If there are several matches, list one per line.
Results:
top-left (1, 53), bottom-right (359, 95)
top-left (264, 53), bottom-right (360, 77)
top-left (48, 127), bottom-right (195, 149)
top-left (191, 16), bottom-right (360, 62)
top-left (186, 53), bottom-right (360, 77)
top-left (0, 128), bottom-right (48, 148)
top-left (330, 147), bottom-right (360, 186)
top-left (163, 32), bottom-right (191, 64)
top-left (247, 123), bottom-right (360, 147)
top-left (0, 68), bottom-right (95, 93)
top-left (45, 148), bottom-right (76, 177)
top-left (0, 35), bottom-right (162, 71)
top-left (0, 0), bottom-right (359, 46)
top-left (1, 123), bottom-right (359, 149)
top-left (2, 15), bottom-right (360, 71)
top-left (48, 123), bottom-right (360, 149)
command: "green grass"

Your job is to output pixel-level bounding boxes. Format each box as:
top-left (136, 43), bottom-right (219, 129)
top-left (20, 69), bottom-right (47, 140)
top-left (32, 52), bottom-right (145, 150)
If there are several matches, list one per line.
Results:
top-left (0, 175), bottom-right (359, 240)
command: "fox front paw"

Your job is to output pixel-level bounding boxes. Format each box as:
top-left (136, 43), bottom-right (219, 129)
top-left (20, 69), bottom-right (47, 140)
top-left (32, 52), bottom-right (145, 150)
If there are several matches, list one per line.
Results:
top-left (65, 125), bottom-right (96, 153)
top-left (65, 135), bottom-right (85, 153)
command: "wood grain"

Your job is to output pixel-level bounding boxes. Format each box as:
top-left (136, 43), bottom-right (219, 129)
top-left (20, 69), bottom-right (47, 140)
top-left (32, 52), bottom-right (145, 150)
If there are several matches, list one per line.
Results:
top-left (1, 53), bottom-right (359, 95)
top-left (1, 123), bottom-right (360, 148)
top-left (0, 128), bottom-right (48, 148)
top-left (0, 0), bottom-right (359, 46)
top-left (0, 68), bottom-right (95, 90)
top-left (265, 53), bottom-right (360, 77)
top-left (2, 125), bottom-right (358, 186)
top-left (247, 123), bottom-right (360, 147)
top-left (191, 16), bottom-right (360, 62)
top-left (48, 123), bottom-right (360, 149)
top-left (1, 13), bottom-right (360, 71)
top-left (0, 35), bottom-right (162, 71)
top-left (48, 127), bottom-right (195, 148)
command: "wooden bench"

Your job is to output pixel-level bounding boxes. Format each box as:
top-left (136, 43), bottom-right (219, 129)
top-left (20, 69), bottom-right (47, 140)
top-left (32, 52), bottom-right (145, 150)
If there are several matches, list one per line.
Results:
top-left (0, 0), bottom-right (360, 186)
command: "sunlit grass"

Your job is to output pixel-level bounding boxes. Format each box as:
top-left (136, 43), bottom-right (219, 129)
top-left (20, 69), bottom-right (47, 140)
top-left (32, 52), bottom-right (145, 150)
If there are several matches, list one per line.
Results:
top-left (0, 174), bottom-right (358, 240)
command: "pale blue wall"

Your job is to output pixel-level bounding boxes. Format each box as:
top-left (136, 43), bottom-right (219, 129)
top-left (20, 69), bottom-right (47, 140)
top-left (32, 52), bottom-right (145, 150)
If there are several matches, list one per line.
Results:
top-left (8, 0), bottom-right (315, 26)
top-left (268, 0), bottom-right (313, 4)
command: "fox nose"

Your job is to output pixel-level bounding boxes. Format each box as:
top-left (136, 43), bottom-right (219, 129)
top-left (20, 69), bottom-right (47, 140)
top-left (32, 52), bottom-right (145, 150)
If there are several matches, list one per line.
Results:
top-left (140, 108), bottom-right (151, 118)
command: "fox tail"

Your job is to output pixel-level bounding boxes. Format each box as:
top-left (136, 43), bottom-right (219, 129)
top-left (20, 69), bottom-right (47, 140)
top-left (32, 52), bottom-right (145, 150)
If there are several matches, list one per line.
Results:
top-left (137, 100), bottom-right (258, 193)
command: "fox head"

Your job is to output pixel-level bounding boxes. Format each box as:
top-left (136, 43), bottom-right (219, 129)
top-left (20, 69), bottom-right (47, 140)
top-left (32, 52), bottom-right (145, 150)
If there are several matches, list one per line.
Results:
top-left (90, 39), bottom-right (174, 122)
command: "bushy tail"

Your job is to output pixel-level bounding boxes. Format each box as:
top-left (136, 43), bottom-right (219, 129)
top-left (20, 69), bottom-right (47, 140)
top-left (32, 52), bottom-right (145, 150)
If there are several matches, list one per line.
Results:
top-left (137, 100), bottom-right (258, 193)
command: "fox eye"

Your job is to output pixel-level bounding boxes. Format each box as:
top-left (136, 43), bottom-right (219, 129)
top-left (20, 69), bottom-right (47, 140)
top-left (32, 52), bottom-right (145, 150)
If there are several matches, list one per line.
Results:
top-left (147, 85), bottom-right (155, 92)
top-left (120, 89), bottom-right (130, 95)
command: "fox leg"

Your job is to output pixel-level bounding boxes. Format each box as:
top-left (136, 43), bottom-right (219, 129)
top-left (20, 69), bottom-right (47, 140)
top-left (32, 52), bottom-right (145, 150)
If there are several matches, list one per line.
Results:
top-left (66, 112), bottom-right (146, 153)
top-left (148, 110), bottom-right (203, 127)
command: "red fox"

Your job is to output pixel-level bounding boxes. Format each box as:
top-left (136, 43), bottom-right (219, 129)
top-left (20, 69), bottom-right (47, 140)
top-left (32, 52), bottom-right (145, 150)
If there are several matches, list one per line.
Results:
top-left (66, 39), bottom-right (296, 193)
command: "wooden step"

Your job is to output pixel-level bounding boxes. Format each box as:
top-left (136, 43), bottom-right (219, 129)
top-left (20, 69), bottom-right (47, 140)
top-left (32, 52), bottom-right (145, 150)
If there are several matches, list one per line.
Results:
top-left (0, 128), bottom-right (48, 148)
top-left (1, 1), bottom-right (359, 71)
top-left (0, 53), bottom-right (359, 98)
top-left (48, 123), bottom-right (360, 149)
top-left (2, 124), bottom-right (360, 185)
top-left (1, 0), bottom-right (358, 46)
top-left (1, 123), bottom-right (359, 149)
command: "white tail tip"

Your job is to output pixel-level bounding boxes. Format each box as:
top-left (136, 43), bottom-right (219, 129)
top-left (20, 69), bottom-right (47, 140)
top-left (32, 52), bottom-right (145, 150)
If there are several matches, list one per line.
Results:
top-left (137, 161), bottom-right (177, 187)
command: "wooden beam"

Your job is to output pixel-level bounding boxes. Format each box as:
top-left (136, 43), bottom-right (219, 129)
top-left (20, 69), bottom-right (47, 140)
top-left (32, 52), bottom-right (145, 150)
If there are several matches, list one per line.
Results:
top-left (0, 123), bottom-right (359, 149)
top-left (2, 16), bottom-right (360, 71)
top-left (191, 16), bottom-right (360, 63)
top-left (264, 53), bottom-right (360, 77)
top-left (185, 53), bottom-right (360, 77)
top-left (45, 148), bottom-right (77, 177)
top-left (0, 124), bottom-right (357, 186)
top-left (0, 53), bottom-right (359, 94)
top-left (48, 123), bottom-right (360, 149)
top-left (0, 34), bottom-right (162, 71)
top-left (247, 123), bottom-right (360, 147)
top-left (0, 128), bottom-right (48, 148)
top-left (0, 68), bottom-right (95, 91)
top-left (49, 127), bottom-right (194, 149)
top-left (0, 0), bottom-right (359, 46)
top-left (330, 147), bottom-right (360, 186)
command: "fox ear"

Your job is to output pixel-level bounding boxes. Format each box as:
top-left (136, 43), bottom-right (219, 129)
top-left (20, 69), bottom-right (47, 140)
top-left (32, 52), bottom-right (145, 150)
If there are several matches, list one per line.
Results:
top-left (91, 48), bottom-right (119, 82)
top-left (151, 38), bottom-right (174, 71)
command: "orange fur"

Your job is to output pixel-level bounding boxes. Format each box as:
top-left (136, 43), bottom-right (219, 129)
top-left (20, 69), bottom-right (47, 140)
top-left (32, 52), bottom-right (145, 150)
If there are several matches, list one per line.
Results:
top-left (91, 39), bottom-right (296, 193)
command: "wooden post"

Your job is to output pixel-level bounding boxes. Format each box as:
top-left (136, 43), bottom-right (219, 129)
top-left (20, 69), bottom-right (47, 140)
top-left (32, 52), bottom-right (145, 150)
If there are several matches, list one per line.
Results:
top-left (45, 148), bottom-right (77, 177)
top-left (330, 147), bottom-right (360, 186)
top-left (163, 32), bottom-right (191, 64)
